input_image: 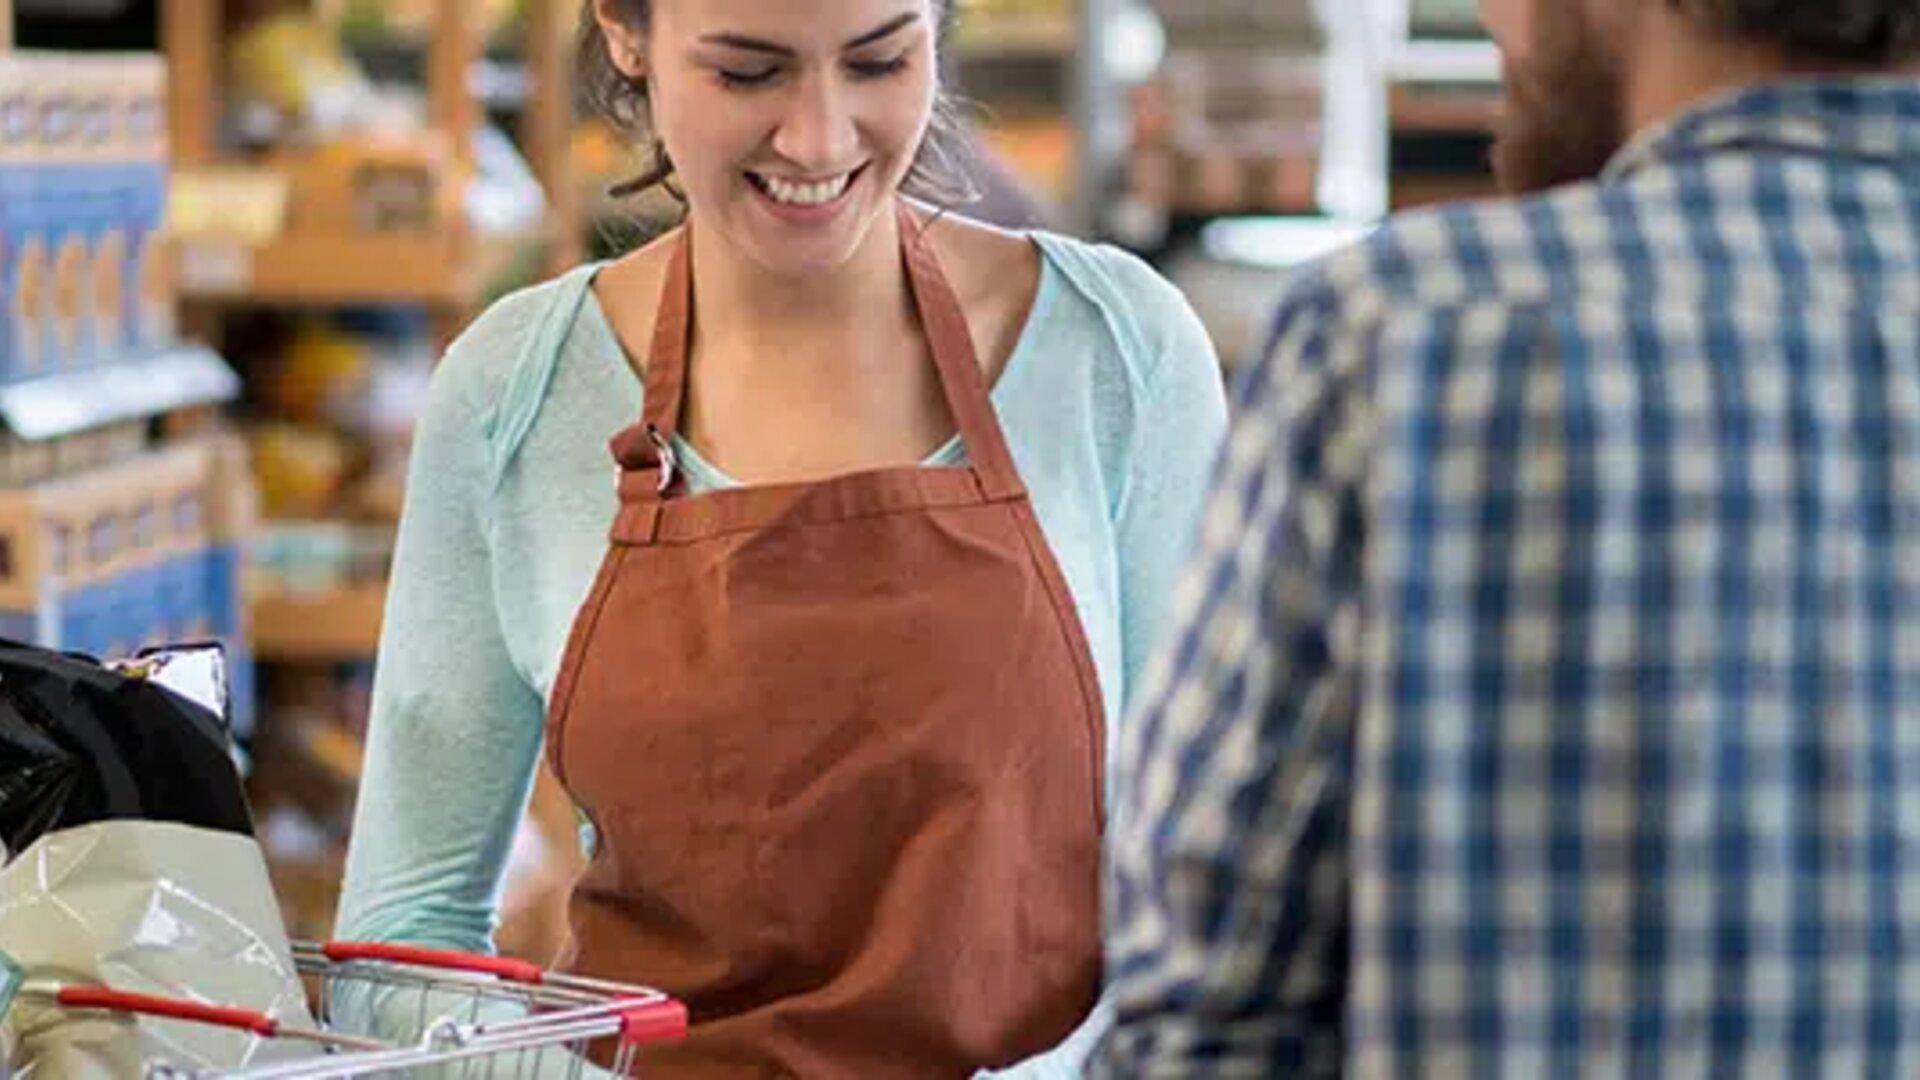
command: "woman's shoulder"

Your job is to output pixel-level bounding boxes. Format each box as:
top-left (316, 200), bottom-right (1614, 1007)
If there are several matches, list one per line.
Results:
top-left (926, 209), bottom-right (1214, 390)
top-left (424, 258), bottom-right (640, 494)
top-left (431, 231), bottom-right (676, 413)
top-left (1026, 230), bottom-right (1208, 369)
top-left (434, 265), bottom-right (604, 410)
top-left (1018, 229), bottom-right (1219, 408)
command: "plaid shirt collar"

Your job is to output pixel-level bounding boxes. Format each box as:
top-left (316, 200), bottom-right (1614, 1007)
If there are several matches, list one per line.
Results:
top-left (1601, 75), bottom-right (1920, 182)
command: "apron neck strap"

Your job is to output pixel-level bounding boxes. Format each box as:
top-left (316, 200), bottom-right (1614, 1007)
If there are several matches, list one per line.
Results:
top-left (640, 232), bottom-right (693, 442)
top-left (605, 233), bottom-right (693, 496)
top-left (895, 203), bottom-right (1024, 500)
top-left (621, 200), bottom-right (1025, 500)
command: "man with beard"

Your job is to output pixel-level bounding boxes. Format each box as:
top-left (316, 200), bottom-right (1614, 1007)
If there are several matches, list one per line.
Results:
top-left (1098, 0), bottom-right (1920, 1075)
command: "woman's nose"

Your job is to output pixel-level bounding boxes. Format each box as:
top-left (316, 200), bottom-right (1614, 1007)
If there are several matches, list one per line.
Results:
top-left (769, 74), bottom-right (859, 171)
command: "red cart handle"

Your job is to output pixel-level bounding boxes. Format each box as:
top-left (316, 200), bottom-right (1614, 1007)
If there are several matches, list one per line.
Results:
top-left (322, 942), bottom-right (546, 985)
top-left (57, 986), bottom-right (279, 1037)
top-left (618, 999), bottom-right (690, 1046)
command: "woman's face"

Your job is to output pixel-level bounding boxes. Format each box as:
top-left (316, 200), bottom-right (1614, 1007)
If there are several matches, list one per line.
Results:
top-left (600, 0), bottom-right (940, 278)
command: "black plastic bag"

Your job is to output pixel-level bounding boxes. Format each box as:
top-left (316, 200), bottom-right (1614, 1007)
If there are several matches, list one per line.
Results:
top-left (0, 641), bottom-right (252, 859)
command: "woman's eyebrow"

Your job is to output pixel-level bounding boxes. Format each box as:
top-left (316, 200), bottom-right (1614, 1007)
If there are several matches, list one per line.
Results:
top-left (699, 11), bottom-right (921, 56)
top-left (844, 12), bottom-right (920, 49)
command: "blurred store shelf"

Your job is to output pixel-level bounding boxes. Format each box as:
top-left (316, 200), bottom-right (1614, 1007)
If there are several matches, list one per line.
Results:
top-left (175, 226), bottom-right (547, 309)
top-left (249, 584), bottom-right (386, 661)
top-left (954, 15), bottom-right (1077, 59)
top-left (0, 347), bottom-right (241, 441)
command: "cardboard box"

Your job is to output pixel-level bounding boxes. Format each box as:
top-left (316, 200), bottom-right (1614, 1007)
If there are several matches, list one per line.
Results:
top-left (0, 53), bottom-right (171, 381)
top-left (71, 54), bottom-right (168, 368)
top-left (276, 132), bottom-right (460, 236)
top-left (36, 71), bottom-right (90, 374)
top-left (0, 56), bottom-right (48, 384)
top-left (112, 55), bottom-right (172, 352)
top-left (0, 441), bottom-right (234, 661)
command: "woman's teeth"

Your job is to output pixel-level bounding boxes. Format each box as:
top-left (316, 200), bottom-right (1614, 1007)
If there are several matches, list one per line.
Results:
top-left (758, 172), bottom-right (852, 206)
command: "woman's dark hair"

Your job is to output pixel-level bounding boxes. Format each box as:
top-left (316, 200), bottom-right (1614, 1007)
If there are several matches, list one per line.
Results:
top-left (1673, 0), bottom-right (1920, 61)
top-left (578, 0), bottom-right (979, 205)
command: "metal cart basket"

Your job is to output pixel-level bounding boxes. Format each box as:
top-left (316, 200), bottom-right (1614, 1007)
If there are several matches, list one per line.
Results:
top-left (8, 940), bottom-right (687, 1079)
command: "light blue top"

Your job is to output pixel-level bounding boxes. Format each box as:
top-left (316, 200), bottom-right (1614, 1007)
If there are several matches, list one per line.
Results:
top-left (333, 230), bottom-right (1229, 1076)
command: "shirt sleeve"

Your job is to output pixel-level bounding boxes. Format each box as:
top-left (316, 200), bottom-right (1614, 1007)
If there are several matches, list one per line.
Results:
top-left (1095, 273), bottom-right (1373, 1077)
top-left (1112, 278), bottom-right (1233, 719)
top-left (330, 327), bottom-right (549, 1042)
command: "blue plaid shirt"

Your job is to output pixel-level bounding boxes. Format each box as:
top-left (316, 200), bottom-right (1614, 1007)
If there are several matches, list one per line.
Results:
top-left (1100, 78), bottom-right (1920, 1077)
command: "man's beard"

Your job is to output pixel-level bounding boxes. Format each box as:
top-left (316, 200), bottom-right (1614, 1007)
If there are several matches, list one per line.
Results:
top-left (1491, 6), bottom-right (1631, 194)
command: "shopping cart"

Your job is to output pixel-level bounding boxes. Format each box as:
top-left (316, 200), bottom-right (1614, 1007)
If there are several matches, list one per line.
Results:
top-left (3, 940), bottom-right (688, 1078)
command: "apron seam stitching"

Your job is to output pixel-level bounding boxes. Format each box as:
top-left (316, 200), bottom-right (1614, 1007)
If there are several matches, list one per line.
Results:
top-left (1010, 509), bottom-right (1109, 830)
top-left (546, 544), bottom-right (629, 789)
top-left (613, 493), bottom-right (1024, 546)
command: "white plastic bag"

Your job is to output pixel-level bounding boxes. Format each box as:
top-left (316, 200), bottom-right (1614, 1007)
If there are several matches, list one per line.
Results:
top-left (0, 820), bottom-right (321, 1078)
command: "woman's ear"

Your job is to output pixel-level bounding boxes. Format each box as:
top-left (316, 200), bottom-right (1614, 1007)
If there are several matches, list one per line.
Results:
top-left (593, 0), bottom-right (649, 79)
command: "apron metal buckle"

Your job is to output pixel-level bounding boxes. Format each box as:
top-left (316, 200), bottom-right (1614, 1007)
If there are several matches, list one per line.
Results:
top-left (647, 424), bottom-right (678, 494)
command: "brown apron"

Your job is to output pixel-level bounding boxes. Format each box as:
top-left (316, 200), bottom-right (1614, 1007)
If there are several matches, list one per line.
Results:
top-left (545, 203), bottom-right (1106, 1078)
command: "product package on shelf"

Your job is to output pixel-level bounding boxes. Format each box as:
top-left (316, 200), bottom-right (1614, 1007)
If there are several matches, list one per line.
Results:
top-left (1151, 0), bottom-right (1323, 50)
top-left (1, 62), bottom-right (41, 383)
top-left (0, 51), bottom-right (174, 384)
top-left (0, 440), bottom-right (210, 655)
top-left (1128, 48), bottom-right (1325, 217)
top-left (0, 436), bottom-right (256, 736)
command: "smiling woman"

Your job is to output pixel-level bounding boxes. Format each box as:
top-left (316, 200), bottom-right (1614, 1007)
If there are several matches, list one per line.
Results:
top-left (331, 1), bottom-right (1231, 1075)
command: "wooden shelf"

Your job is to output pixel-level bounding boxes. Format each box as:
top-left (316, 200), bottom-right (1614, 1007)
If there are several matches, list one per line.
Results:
top-left (176, 227), bottom-right (543, 309)
top-left (1391, 86), bottom-right (1502, 136)
top-left (250, 584), bottom-right (386, 661)
top-left (0, 346), bottom-right (240, 441)
top-left (163, 0), bottom-right (579, 289)
top-left (953, 18), bottom-right (1076, 59)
